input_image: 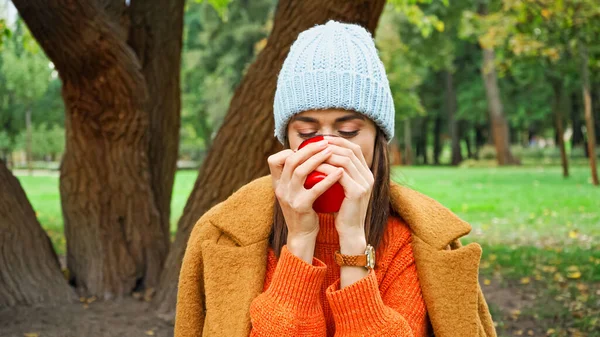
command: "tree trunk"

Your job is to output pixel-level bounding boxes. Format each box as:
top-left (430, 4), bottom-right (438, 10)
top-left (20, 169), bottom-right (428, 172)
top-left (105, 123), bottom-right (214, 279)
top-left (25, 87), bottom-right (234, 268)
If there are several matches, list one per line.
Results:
top-left (389, 137), bottom-right (402, 166)
top-left (0, 160), bottom-right (76, 307)
top-left (570, 91), bottom-right (585, 153)
top-left (25, 108), bottom-right (32, 173)
top-left (552, 81), bottom-right (569, 178)
top-left (579, 43), bottom-right (599, 186)
top-left (446, 71), bottom-right (462, 165)
top-left (433, 115), bottom-right (442, 165)
top-left (153, 0), bottom-right (387, 318)
top-left (420, 117), bottom-right (429, 164)
top-left (474, 123), bottom-right (485, 159)
top-left (14, 0), bottom-right (168, 298)
top-left (462, 121), bottom-right (473, 159)
top-left (404, 119), bottom-right (413, 166)
top-left (198, 109), bottom-right (214, 151)
top-left (481, 48), bottom-right (517, 165)
top-left (127, 0), bottom-right (185, 240)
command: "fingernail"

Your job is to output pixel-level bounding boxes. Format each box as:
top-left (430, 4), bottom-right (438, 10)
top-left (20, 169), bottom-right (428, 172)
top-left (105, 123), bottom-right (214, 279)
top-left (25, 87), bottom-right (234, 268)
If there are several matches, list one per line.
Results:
top-left (317, 140), bottom-right (328, 146)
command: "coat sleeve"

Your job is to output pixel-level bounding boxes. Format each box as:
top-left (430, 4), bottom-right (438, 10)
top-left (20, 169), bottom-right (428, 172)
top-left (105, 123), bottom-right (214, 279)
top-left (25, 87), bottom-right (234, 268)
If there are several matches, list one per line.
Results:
top-left (324, 241), bottom-right (429, 337)
top-left (249, 244), bottom-right (327, 337)
top-left (174, 215), bottom-right (216, 337)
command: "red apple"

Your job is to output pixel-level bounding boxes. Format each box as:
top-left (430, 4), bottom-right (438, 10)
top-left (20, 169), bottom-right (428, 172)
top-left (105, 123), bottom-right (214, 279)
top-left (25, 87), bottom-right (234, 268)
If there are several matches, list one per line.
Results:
top-left (297, 135), bottom-right (345, 213)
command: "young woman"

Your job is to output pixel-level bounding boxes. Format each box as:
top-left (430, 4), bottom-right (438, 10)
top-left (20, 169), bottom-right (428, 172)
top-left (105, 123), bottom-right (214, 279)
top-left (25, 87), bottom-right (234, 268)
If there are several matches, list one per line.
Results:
top-left (175, 20), bottom-right (497, 337)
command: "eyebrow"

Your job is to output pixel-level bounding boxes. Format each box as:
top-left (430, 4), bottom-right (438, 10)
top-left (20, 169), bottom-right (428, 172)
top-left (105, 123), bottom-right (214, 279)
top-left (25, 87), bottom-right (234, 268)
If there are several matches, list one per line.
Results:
top-left (291, 113), bottom-right (365, 124)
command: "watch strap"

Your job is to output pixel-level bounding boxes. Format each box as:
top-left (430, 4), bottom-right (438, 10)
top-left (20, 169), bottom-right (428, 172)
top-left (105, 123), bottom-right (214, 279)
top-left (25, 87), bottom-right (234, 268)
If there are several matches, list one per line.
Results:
top-left (334, 250), bottom-right (368, 267)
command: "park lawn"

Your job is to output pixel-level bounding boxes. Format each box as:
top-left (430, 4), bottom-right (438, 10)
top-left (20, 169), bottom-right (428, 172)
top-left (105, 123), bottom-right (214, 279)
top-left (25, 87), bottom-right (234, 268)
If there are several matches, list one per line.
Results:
top-left (15, 165), bottom-right (600, 335)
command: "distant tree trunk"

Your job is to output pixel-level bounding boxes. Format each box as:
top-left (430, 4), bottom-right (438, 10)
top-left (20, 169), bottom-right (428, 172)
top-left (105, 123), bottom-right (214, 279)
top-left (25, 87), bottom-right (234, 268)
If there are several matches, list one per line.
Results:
top-left (433, 115), bottom-right (442, 165)
top-left (404, 119), bottom-right (413, 166)
top-left (14, 0), bottom-right (173, 298)
top-left (446, 71), bottom-right (462, 165)
top-left (462, 121), bottom-right (473, 159)
top-left (552, 81), bottom-right (569, 178)
top-left (481, 48), bottom-right (516, 165)
top-left (420, 117), bottom-right (429, 164)
top-left (579, 43), bottom-right (599, 186)
top-left (596, 88), bottom-right (600, 145)
top-left (478, 4), bottom-right (516, 166)
top-left (153, 0), bottom-right (387, 318)
top-left (474, 123), bottom-right (485, 159)
top-left (571, 91), bottom-right (585, 154)
top-left (198, 109), bottom-right (214, 151)
top-left (0, 161), bottom-right (76, 307)
top-left (25, 108), bottom-right (32, 173)
top-left (389, 137), bottom-right (402, 166)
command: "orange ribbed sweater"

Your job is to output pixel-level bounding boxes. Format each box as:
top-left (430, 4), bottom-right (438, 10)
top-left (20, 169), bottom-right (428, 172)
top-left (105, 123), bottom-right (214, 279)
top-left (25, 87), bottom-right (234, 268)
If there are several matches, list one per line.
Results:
top-left (249, 212), bottom-right (430, 336)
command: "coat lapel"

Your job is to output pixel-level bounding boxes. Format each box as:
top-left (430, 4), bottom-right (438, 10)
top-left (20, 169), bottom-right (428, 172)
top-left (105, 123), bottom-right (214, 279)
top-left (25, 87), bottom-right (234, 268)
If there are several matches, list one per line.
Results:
top-left (203, 175), bottom-right (483, 337)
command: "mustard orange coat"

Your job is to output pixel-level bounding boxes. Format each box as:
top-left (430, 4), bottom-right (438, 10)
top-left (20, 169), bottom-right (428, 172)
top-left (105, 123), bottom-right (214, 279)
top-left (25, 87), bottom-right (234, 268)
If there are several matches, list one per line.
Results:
top-left (174, 174), bottom-right (498, 337)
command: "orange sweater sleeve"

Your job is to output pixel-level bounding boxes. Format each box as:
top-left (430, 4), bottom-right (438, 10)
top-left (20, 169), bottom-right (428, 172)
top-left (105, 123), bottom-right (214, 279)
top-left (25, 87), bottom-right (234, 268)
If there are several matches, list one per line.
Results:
top-left (325, 243), bottom-right (428, 337)
top-left (249, 244), bottom-right (327, 336)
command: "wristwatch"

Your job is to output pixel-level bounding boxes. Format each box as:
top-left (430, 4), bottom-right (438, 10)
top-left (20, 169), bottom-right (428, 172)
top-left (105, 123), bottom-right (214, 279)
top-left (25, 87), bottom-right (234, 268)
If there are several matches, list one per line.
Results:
top-left (334, 244), bottom-right (376, 270)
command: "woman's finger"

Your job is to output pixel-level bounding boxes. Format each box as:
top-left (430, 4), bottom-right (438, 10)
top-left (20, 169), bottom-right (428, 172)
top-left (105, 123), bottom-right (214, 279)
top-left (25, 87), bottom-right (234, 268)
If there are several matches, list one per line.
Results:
top-left (323, 144), bottom-right (369, 187)
top-left (323, 135), bottom-right (368, 169)
top-left (267, 149), bottom-right (294, 181)
top-left (292, 146), bottom-right (335, 189)
top-left (323, 153), bottom-right (367, 187)
top-left (280, 139), bottom-right (328, 185)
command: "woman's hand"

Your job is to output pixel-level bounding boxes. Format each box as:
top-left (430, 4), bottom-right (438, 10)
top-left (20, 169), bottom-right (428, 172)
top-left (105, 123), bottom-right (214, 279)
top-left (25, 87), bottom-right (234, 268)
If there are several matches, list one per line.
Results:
top-left (317, 135), bottom-right (374, 289)
top-left (267, 138), bottom-right (344, 263)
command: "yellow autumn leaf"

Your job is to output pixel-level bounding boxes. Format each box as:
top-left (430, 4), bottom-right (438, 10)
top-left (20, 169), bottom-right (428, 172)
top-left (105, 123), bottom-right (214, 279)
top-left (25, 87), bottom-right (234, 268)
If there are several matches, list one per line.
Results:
top-left (541, 8), bottom-right (551, 19)
top-left (145, 331), bottom-right (155, 336)
top-left (546, 328), bottom-right (556, 335)
top-left (23, 333), bottom-right (39, 337)
top-left (520, 277), bottom-right (530, 284)
top-left (514, 329), bottom-right (523, 335)
top-left (484, 279), bottom-right (491, 285)
top-left (567, 271), bottom-right (582, 279)
top-left (568, 230), bottom-right (578, 239)
top-left (554, 273), bottom-right (565, 282)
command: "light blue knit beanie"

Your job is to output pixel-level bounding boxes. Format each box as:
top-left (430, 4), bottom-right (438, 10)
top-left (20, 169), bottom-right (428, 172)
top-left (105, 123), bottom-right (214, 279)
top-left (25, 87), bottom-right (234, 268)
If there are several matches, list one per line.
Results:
top-left (273, 19), bottom-right (395, 145)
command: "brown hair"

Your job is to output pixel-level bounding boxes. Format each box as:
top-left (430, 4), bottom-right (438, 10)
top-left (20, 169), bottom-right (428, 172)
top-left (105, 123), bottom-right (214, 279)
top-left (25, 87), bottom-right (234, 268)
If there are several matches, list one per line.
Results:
top-left (269, 125), bottom-right (398, 257)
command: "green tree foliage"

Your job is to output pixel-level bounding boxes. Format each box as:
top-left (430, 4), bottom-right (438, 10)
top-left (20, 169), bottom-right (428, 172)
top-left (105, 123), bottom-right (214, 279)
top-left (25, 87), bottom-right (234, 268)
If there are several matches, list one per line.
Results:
top-left (0, 19), bottom-right (64, 159)
top-left (179, 0), bottom-right (276, 160)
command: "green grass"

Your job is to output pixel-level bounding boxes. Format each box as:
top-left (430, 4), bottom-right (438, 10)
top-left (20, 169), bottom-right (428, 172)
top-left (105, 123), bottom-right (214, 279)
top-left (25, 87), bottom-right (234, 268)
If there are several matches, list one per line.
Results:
top-left (392, 166), bottom-right (600, 246)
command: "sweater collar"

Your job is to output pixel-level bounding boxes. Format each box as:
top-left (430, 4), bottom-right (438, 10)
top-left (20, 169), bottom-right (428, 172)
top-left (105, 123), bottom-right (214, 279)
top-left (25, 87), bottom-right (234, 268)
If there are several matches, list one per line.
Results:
top-left (207, 174), bottom-right (471, 250)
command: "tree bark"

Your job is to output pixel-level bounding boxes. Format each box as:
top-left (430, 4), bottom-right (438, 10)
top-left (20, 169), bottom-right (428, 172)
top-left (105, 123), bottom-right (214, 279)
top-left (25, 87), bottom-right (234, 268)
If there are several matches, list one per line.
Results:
top-left (446, 71), bottom-right (462, 165)
top-left (579, 43), bottom-right (599, 186)
top-left (127, 0), bottom-right (185, 241)
top-left (481, 48), bottom-right (517, 165)
top-left (153, 0), bottom-right (387, 318)
top-left (14, 0), bottom-right (168, 298)
top-left (552, 81), bottom-right (569, 178)
top-left (403, 119), bottom-right (413, 166)
top-left (0, 161), bottom-right (76, 307)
